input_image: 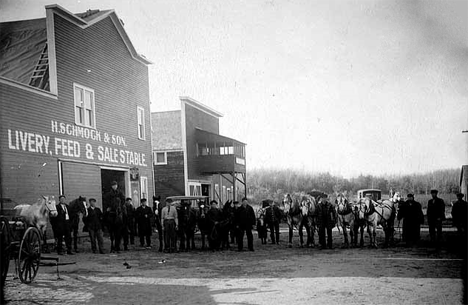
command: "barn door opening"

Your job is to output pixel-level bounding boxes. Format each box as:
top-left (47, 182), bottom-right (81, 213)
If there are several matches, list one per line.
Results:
top-left (101, 169), bottom-right (126, 202)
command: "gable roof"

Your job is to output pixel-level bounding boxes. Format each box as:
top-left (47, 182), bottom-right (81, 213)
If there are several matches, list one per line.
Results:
top-left (46, 4), bottom-right (152, 65)
top-left (0, 4), bottom-right (151, 89)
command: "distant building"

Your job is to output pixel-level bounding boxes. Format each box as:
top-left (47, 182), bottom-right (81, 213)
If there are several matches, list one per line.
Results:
top-left (0, 5), bottom-right (153, 210)
top-left (461, 165), bottom-right (468, 197)
top-left (151, 97), bottom-right (246, 204)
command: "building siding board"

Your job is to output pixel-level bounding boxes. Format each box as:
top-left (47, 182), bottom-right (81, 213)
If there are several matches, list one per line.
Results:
top-left (154, 151), bottom-right (185, 201)
top-left (0, 10), bottom-right (153, 206)
top-left (184, 103), bottom-right (218, 181)
top-left (151, 111), bottom-right (182, 150)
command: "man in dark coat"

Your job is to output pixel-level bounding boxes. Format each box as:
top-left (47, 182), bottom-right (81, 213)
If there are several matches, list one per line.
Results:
top-left (316, 194), bottom-right (337, 250)
top-left (207, 200), bottom-right (223, 250)
top-left (122, 198), bottom-right (135, 250)
top-left (397, 194), bottom-right (424, 247)
top-left (135, 198), bottom-right (153, 249)
top-left (265, 201), bottom-right (282, 244)
top-left (236, 197), bottom-right (256, 251)
top-left (53, 195), bottom-right (73, 255)
top-left (103, 181), bottom-right (126, 253)
top-left (451, 193), bottom-right (467, 237)
top-left (427, 189), bottom-right (446, 248)
top-left (83, 198), bottom-right (105, 254)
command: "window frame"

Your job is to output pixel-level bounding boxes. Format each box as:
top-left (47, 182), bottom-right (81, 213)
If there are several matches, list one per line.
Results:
top-left (154, 151), bottom-right (167, 165)
top-left (140, 176), bottom-right (148, 199)
top-left (137, 106), bottom-right (145, 140)
top-left (73, 83), bottom-right (96, 128)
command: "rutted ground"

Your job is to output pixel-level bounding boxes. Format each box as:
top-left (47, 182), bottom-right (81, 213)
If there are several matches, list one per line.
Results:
top-left (4, 228), bottom-right (466, 304)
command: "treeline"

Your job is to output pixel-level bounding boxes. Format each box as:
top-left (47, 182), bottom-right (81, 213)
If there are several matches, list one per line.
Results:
top-left (246, 168), bottom-right (460, 203)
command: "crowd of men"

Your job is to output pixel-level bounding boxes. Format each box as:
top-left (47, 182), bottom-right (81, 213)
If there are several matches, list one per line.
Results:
top-left (50, 182), bottom-right (467, 255)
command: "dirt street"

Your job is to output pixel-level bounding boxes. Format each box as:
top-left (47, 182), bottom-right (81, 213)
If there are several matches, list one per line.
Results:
top-left (4, 227), bottom-right (466, 305)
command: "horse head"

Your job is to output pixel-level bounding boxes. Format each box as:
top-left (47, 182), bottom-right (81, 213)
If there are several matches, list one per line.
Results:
top-left (300, 196), bottom-right (311, 216)
top-left (335, 194), bottom-right (350, 214)
top-left (283, 194), bottom-right (293, 212)
top-left (391, 192), bottom-right (401, 203)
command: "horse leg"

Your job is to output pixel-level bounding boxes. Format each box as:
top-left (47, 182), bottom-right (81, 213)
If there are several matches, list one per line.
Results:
top-left (310, 224), bottom-right (316, 248)
top-left (359, 225), bottom-right (365, 248)
top-left (342, 225), bottom-right (349, 248)
top-left (288, 226), bottom-right (293, 248)
top-left (73, 225), bottom-right (79, 252)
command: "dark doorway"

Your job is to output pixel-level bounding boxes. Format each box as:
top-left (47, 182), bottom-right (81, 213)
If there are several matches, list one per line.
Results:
top-left (101, 169), bottom-right (126, 203)
top-left (202, 184), bottom-right (210, 197)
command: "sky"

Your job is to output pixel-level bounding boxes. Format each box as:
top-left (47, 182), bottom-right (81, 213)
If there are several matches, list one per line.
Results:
top-left (1, 0), bottom-right (467, 178)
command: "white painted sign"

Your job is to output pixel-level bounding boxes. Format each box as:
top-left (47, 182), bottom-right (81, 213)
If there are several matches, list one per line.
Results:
top-left (7, 120), bottom-right (147, 167)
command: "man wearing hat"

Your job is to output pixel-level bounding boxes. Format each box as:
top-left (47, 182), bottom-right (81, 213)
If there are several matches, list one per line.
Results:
top-left (427, 189), bottom-right (446, 248)
top-left (135, 198), bottom-right (153, 249)
top-left (316, 194), bottom-right (337, 250)
top-left (160, 198), bottom-right (178, 253)
top-left (451, 193), bottom-right (467, 237)
top-left (397, 194), bottom-right (424, 247)
top-left (103, 181), bottom-right (126, 253)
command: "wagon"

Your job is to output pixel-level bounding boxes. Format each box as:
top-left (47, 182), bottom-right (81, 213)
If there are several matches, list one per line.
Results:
top-left (357, 189), bottom-right (382, 202)
top-left (166, 196), bottom-right (209, 210)
top-left (0, 198), bottom-right (60, 285)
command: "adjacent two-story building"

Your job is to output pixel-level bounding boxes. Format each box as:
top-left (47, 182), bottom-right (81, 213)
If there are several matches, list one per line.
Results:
top-left (0, 5), bottom-right (153, 209)
top-left (152, 97), bottom-right (246, 204)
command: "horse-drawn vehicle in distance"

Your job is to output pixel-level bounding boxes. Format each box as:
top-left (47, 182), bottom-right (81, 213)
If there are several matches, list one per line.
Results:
top-left (165, 196), bottom-right (209, 210)
top-left (357, 189), bottom-right (382, 202)
top-left (0, 196), bottom-right (59, 285)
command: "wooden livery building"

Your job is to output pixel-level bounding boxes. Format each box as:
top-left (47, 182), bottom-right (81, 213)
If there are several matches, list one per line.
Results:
top-left (152, 97), bottom-right (246, 204)
top-left (0, 5), bottom-right (153, 209)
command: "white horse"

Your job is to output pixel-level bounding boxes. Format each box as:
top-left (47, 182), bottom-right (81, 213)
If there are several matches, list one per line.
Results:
top-left (356, 193), bottom-right (399, 248)
top-left (14, 196), bottom-right (58, 237)
top-left (335, 193), bottom-right (356, 248)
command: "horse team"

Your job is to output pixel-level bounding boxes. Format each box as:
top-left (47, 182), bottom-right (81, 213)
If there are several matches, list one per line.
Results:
top-left (12, 191), bottom-right (400, 255)
top-left (271, 192), bottom-right (400, 249)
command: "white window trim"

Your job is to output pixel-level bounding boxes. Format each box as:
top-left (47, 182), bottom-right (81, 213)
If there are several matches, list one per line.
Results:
top-left (140, 176), bottom-right (148, 199)
top-left (154, 151), bottom-right (167, 165)
top-left (73, 83), bottom-right (96, 128)
top-left (137, 106), bottom-right (145, 140)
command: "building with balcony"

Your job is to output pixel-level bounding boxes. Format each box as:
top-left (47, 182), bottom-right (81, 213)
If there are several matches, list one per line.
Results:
top-left (151, 97), bottom-right (246, 203)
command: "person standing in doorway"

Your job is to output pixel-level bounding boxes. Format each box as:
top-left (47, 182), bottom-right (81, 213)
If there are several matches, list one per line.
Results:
top-left (136, 198), bottom-right (153, 249)
top-left (427, 189), bottom-right (446, 249)
top-left (161, 198), bottom-right (178, 253)
top-left (236, 197), bottom-right (256, 251)
top-left (103, 181), bottom-right (126, 253)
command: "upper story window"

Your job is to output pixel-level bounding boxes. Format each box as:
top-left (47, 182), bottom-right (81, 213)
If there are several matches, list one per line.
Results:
top-left (154, 151), bottom-right (167, 165)
top-left (137, 106), bottom-right (145, 140)
top-left (74, 83), bottom-right (95, 128)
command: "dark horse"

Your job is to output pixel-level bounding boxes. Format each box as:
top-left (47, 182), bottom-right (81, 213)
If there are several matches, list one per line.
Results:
top-left (196, 201), bottom-right (211, 250)
top-left (177, 200), bottom-right (198, 251)
top-left (219, 200), bottom-right (236, 250)
top-left (68, 196), bottom-right (87, 252)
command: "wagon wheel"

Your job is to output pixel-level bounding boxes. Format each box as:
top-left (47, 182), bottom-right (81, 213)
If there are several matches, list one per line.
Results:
top-left (18, 227), bottom-right (41, 284)
top-left (0, 217), bottom-right (11, 285)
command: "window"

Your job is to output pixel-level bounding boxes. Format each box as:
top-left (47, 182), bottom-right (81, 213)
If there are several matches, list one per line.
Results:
top-left (189, 182), bottom-right (201, 196)
top-left (74, 83), bottom-right (95, 128)
top-left (154, 151), bottom-right (167, 165)
top-left (137, 106), bottom-right (145, 140)
top-left (140, 176), bottom-right (148, 199)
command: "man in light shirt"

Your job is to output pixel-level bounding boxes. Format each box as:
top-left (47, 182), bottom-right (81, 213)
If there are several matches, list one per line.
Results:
top-left (161, 198), bottom-right (178, 253)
